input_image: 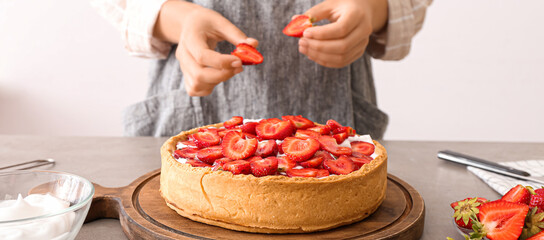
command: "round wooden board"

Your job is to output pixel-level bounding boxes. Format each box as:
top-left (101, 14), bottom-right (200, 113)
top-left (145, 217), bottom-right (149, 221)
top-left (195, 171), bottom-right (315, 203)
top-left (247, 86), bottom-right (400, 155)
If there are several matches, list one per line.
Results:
top-left (86, 169), bottom-right (425, 240)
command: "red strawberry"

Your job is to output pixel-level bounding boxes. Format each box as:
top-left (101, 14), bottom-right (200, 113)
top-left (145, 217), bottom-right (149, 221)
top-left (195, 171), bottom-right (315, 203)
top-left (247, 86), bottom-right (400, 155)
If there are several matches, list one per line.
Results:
top-left (196, 146), bottom-right (224, 164)
top-left (318, 135), bottom-right (352, 156)
top-left (530, 189), bottom-right (544, 208)
top-left (277, 157), bottom-right (296, 171)
top-left (351, 141), bottom-right (375, 157)
top-left (211, 158), bottom-right (233, 171)
top-left (222, 160), bottom-right (251, 175)
top-left (173, 148), bottom-right (198, 159)
top-left (221, 131), bottom-right (258, 160)
top-left (231, 43), bottom-right (263, 65)
top-left (185, 159), bottom-right (211, 168)
top-left (247, 156), bottom-right (263, 162)
top-left (316, 169), bottom-right (330, 178)
top-left (283, 15), bottom-right (313, 38)
top-left (527, 231), bottom-right (544, 240)
top-left (299, 156), bottom-right (323, 168)
top-left (326, 119), bottom-right (343, 133)
top-left (281, 115), bottom-right (315, 129)
top-left (179, 140), bottom-right (197, 148)
top-left (307, 125), bottom-right (331, 135)
top-left (501, 185), bottom-right (534, 205)
top-left (521, 206), bottom-right (544, 239)
top-left (451, 197), bottom-right (488, 229)
top-left (190, 129), bottom-right (221, 148)
top-left (255, 118), bottom-right (295, 140)
top-left (477, 200), bottom-right (529, 240)
top-left (282, 137), bottom-right (320, 162)
top-left (224, 116), bottom-right (243, 129)
top-left (350, 155), bottom-right (372, 169)
top-left (295, 129), bottom-right (321, 139)
top-left (332, 126), bottom-right (356, 135)
top-left (255, 140), bottom-right (278, 157)
top-left (240, 122), bottom-right (258, 135)
top-left (332, 132), bottom-right (348, 144)
top-left (250, 156), bottom-right (279, 177)
top-left (323, 155), bottom-right (356, 175)
top-left (285, 168), bottom-right (319, 178)
top-left (277, 141), bottom-right (284, 154)
top-left (217, 128), bottom-right (242, 138)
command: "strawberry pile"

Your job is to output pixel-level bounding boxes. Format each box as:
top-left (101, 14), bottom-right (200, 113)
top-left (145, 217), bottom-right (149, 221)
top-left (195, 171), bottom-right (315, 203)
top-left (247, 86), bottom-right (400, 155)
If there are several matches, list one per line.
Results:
top-left (449, 185), bottom-right (544, 240)
top-left (172, 116), bottom-right (376, 178)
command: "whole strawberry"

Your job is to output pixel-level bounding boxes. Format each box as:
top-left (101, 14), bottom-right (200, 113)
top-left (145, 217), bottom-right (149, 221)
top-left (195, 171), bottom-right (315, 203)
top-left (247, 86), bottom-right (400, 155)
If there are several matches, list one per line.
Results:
top-left (521, 206), bottom-right (544, 240)
top-left (451, 197), bottom-right (488, 229)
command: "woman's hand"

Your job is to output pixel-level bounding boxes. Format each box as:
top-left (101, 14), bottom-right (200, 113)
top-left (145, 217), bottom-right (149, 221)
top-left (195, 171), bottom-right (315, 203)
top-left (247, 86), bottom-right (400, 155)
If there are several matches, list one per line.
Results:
top-left (154, 1), bottom-right (258, 96)
top-left (298, 0), bottom-right (388, 68)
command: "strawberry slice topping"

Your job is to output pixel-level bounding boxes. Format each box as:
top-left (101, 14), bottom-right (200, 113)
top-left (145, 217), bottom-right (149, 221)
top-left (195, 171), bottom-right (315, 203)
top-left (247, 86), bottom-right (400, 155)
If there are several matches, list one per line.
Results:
top-left (224, 116), bottom-right (243, 129)
top-left (221, 131), bottom-right (258, 160)
top-left (255, 140), bottom-right (278, 157)
top-left (332, 132), bottom-right (348, 144)
top-left (173, 148), bottom-right (198, 159)
top-left (283, 15), bottom-right (313, 38)
top-left (326, 119), bottom-right (343, 133)
top-left (501, 185), bottom-right (533, 205)
top-left (307, 125), bottom-right (331, 135)
top-left (277, 156), bottom-right (296, 172)
top-left (250, 156), bottom-right (279, 177)
top-left (350, 155), bottom-right (372, 169)
top-left (323, 155), bottom-right (356, 175)
top-left (282, 137), bottom-right (320, 162)
top-left (196, 145), bottom-right (224, 164)
top-left (281, 115), bottom-right (315, 129)
top-left (222, 160), bottom-right (251, 175)
top-left (316, 169), bottom-right (330, 178)
top-left (179, 140), bottom-right (197, 148)
top-left (295, 129), bottom-right (321, 139)
top-left (190, 129), bottom-right (221, 148)
top-left (299, 156), bottom-right (323, 168)
top-left (478, 200), bottom-right (529, 240)
top-left (211, 158), bottom-right (233, 171)
top-left (351, 141), bottom-right (375, 157)
top-left (333, 126), bottom-right (356, 136)
top-left (318, 135), bottom-right (352, 156)
top-left (231, 43), bottom-right (263, 65)
top-left (255, 118), bottom-right (295, 140)
top-left (185, 159), bottom-right (211, 168)
top-left (217, 128), bottom-right (242, 138)
top-left (240, 122), bottom-right (258, 135)
top-left (285, 168), bottom-right (319, 178)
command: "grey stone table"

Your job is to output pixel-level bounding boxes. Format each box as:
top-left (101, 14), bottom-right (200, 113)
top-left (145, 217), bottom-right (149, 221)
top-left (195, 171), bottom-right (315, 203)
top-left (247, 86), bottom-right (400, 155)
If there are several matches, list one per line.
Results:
top-left (1, 135), bottom-right (543, 239)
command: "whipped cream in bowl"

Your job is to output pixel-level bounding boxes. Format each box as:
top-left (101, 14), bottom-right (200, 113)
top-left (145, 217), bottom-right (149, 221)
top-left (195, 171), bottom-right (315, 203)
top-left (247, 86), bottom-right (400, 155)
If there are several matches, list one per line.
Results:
top-left (0, 170), bottom-right (94, 240)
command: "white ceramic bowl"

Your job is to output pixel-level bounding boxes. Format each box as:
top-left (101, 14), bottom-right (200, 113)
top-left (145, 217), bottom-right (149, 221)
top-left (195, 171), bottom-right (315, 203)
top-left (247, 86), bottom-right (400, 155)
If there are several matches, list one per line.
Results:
top-left (0, 170), bottom-right (94, 240)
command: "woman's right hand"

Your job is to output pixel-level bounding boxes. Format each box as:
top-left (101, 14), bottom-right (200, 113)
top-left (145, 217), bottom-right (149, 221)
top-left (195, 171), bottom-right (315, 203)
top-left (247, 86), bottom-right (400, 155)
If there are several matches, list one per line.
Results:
top-left (154, 1), bottom-right (258, 96)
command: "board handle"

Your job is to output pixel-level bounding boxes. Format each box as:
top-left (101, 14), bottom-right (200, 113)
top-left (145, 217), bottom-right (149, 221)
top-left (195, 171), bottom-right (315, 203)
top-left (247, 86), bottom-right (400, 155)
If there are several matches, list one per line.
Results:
top-left (85, 183), bottom-right (125, 222)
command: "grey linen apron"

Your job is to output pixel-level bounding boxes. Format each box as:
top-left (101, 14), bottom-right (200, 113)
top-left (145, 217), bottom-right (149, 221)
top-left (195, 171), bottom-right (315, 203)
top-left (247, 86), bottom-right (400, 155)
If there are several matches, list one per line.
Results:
top-left (123, 0), bottom-right (388, 139)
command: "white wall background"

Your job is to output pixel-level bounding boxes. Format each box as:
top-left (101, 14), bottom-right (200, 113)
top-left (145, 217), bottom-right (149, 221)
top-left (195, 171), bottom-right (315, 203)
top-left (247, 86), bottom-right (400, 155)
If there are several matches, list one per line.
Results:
top-left (1, 0), bottom-right (543, 142)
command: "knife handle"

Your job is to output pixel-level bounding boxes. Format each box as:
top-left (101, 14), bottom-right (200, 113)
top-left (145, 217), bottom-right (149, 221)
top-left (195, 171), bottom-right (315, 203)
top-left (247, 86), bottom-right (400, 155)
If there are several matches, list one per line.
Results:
top-left (437, 150), bottom-right (531, 177)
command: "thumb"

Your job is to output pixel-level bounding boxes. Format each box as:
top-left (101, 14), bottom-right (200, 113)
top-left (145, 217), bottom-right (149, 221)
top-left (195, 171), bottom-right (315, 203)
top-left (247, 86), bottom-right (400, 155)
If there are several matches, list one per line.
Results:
top-left (304, 1), bottom-right (333, 23)
top-left (215, 16), bottom-right (259, 48)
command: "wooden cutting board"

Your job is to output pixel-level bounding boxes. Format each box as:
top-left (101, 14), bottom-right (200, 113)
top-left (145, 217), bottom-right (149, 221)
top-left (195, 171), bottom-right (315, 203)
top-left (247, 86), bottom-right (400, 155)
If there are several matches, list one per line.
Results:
top-left (85, 169), bottom-right (425, 239)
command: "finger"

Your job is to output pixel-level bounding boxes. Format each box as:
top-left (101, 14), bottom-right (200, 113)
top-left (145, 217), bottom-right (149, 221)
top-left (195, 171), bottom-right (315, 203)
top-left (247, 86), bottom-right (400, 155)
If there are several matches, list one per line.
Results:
top-left (302, 38), bottom-right (368, 68)
top-left (304, 1), bottom-right (333, 23)
top-left (303, 11), bottom-right (361, 40)
top-left (184, 32), bottom-right (241, 69)
top-left (298, 25), bottom-right (366, 54)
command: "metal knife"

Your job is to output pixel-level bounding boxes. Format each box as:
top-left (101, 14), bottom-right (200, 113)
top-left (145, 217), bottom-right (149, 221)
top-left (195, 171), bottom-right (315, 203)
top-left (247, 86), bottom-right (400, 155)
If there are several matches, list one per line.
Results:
top-left (437, 150), bottom-right (544, 185)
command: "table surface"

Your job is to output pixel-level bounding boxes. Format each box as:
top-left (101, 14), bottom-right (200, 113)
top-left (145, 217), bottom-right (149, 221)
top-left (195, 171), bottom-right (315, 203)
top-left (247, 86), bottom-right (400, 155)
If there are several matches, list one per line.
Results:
top-left (1, 135), bottom-right (543, 240)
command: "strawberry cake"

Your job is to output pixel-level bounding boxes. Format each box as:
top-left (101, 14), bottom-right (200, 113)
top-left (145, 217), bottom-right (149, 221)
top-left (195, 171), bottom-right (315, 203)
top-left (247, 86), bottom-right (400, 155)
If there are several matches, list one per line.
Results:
top-left (159, 116), bottom-right (388, 233)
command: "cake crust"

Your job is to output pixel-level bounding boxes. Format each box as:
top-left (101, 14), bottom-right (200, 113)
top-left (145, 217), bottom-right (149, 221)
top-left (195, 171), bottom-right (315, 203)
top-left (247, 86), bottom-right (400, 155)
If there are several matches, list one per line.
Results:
top-left (160, 122), bottom-right (388, 233)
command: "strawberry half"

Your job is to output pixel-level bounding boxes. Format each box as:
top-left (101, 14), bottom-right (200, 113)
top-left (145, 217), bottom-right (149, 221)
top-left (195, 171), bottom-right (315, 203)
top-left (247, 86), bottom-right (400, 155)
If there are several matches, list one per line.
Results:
top-left (240, 122), bottom-right (258, 135)
top-left (282, 137), bottom-right (320, 162)
top-left (222, 160), bottom-right (251, 175)
top-left (351, 141), bottom-right (375, 157)
top-left (501, 185), bottom-right (534, 205)
top-left (277, 156), bottom-right (296, 172)
top-left (255, 140), bottom-right (278, 157)
top-left (173, 148), bottom-right (198, 159)
top-left (231, 43), bottom-right (263, 65)
top-left (477, 200), bottom-right (529, 240)
top-left (323, 155), bottom-right (356, 175)
top-left (255, 118), bottom-right (295, 140)
top-left (190, 129), bottom-right (221, 148)
top-left (196, 145), bottom-right (224, 164)
top-left (281, 115), bottom-right (315, 129)
top-left (318, 135), bottom-right (352, 156)
top-left (451, 197), bottom-right (488, 229)
top-left (221, 131), bottom-right (258, 160)
top-left (527, 230), bottom-right (544, 240)
top-left (224, 116), bottom-right (243, 129)
top-left (250, 156), bottom-right (279, 177)
top-left (285, 168), bottom-right (319, 178)
top-left (283, 15), bottom-right (313, 38)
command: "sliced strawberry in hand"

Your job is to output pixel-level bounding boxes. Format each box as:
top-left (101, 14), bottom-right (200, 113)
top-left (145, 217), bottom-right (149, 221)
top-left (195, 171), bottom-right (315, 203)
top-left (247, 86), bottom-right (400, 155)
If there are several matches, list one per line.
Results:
top-left (318, 135), bottom-right (352, 156)
top-left (250, 156), bottom-right (279, 177)
top-left (196, 145), bottom-right (224, 164)
top-left (255, 140), bottom-right (278, 157)
top-left (285, 168), bottom-right (319, 178)
top-left (191, 129), bottom-right (221, 148)
top-left (501, 185), bottom-right (534, 205)
top-left (351, 141), bottom-right (375, 157)
top-left (221, 131), bottom-right (258, 160)
top-left (231, 43), bottom-right (263, 65)
top-left (282, 137), bottom-right (320, 162)
top-left (323, 155), bottom-right (356, 175)
top-left (211, 158), bottom-right (233, 171)
top-left (281, 115), bottom-right (315, 129)
top-left (255, 118), bottom-right (295, 140)
top-left (307, 125), bottom-right (331, 135)
top-left (277, 156), bottom-right (296, 171)
top-left (295, 129), bottom-right (321, 139)
top-left (478, 200), bottom-right (529, 240)
top-left (222, 160), bottom-right (251, 175)
top-left (224, 116), bottom-right (243, 129)
top-left (173, 148), bottom-right (198, 159)
top-left (283, 15), bottom-right (313, 38)
top-left (240, 122), bottom-right (258, 135)
top-left (185, 159), bottom-right (211, 168)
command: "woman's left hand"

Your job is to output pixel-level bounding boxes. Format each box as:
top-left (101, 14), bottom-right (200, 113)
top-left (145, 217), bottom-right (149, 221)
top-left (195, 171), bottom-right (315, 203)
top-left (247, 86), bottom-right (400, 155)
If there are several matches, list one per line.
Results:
top-left (299, 0), bottom-right (388, 68)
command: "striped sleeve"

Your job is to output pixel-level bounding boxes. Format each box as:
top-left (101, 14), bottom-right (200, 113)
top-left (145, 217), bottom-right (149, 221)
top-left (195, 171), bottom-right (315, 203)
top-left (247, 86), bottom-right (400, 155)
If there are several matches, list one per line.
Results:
top-left (90, 0), bottom-right (172, 59)
top-left (368, 0), bottom-right (432, 60)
